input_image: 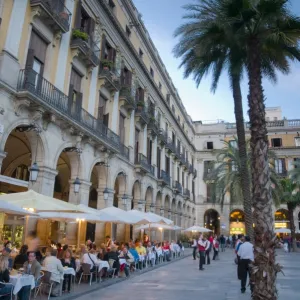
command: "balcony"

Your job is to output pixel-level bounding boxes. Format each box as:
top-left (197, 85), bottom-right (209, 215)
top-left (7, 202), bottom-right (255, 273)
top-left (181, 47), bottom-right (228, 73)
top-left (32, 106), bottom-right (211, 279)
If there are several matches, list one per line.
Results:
top-left (275, 170), bottom-right (288, 178)
top-left (147, 117), bottom-right (159, 136)
top-left (173, 145), bottom-right (180, 160)
top-left (135, 153), bottom-right (152, 175)
top-left (17, 68), bottom-right (121, 153)
top-left (158, 170), bottom-right (171, 187)
top-left (158, 128), bottom-right (168, 145)
top-left (98, 67), bottom-right (120, 93)
top-left (120, 143), bottom-right (129, 161)
top-left (173, 181), bottom-right (182, 194)
top-left (135, 106), bottom-right (149, 127)
top-left (70, 32), bottom-right (100, 68)
top-left (165, 138), bottom-right (176, 154)
top-left (119, 86), bottom-right (136, 111)
top-left (30, 0), bottom-right (71, 33)
top-left (183, 188), bottom-right (191, 199)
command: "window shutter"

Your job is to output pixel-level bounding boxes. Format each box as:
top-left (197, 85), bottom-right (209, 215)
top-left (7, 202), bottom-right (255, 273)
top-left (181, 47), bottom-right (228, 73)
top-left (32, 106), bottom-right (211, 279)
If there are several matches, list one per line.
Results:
top-left (89, 18), bottom-right (95, 42)
top-left (120, 68), bottom-right (125, 85)
top-left (68, 84), bottom-right (74, 113)
top-left (25, 49), bottom-right (35, 69)
top-left (127, 70), bottom-right (132, 86)
top-left (74, 0), bottom-right (82, 29)
top-left (112, 48), bottom-right (116, 64)
top-left (24, 49), bottom-right (36, 90)
top-left (76, 92), bottom-right (83, 119)
top-left (101, 34), bottom-right (106, 59)
top-left (140, 88), bottom-right (144, 102)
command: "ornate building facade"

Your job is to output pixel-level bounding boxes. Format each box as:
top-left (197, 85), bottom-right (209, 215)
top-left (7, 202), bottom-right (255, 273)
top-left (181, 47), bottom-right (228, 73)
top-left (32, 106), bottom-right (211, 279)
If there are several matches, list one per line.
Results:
top-left (0, 0), bottom-right (197, 245)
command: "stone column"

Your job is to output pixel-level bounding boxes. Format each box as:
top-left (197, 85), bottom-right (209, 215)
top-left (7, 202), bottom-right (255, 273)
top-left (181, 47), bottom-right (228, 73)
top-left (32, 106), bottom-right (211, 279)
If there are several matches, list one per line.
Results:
top-left (110, 91), bottom-right (120, 133)
top-left (0, 151), bottom-right (7, 172)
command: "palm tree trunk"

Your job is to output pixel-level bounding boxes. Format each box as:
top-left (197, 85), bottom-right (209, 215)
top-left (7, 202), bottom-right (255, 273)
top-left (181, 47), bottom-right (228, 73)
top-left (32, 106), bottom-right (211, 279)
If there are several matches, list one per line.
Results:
top-left (247, 37), bottom-right (277, 300)
top-left (287, 204), bottom-right (297, 252)
top-left (231, 75), bottom-right (253, 240)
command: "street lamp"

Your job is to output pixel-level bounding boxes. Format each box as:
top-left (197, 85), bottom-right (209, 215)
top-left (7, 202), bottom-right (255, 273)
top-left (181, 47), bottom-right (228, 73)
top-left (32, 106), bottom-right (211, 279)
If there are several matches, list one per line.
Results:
top-left (103, 187), bottom-right (109, 201)
top-left (73, 177), bottom-right (81, 194)
top-left (29, 162), bottom-right (39, 182)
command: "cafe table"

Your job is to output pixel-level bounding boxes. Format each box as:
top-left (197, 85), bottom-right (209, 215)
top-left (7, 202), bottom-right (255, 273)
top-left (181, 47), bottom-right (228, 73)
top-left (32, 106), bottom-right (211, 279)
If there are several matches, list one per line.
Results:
top-left (9, 271), bottom-right (35, 295)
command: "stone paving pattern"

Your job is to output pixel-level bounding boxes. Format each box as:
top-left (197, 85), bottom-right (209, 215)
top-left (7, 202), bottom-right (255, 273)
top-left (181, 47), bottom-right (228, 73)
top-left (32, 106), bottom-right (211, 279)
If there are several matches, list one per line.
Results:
top-left (74, 248), bottom-right (299, 300)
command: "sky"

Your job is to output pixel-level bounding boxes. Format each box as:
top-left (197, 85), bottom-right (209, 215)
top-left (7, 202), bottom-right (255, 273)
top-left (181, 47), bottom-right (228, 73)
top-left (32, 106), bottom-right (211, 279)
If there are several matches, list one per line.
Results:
top-left (133, 0), bottom-right (300, 122)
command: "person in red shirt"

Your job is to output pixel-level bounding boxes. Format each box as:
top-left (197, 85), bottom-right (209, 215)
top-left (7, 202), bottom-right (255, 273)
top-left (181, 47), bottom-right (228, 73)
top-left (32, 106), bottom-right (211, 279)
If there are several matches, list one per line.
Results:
top-left (162, 241), bottom-right (171, 261)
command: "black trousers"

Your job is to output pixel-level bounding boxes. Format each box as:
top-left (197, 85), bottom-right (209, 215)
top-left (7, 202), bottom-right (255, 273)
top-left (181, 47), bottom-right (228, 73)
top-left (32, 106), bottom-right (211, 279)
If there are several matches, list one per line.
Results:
top-left (239, 259), bottom-right (253, 292)
top-left (199, 251), bottom-right (205, 269)
top-left (192, 247), bottom-right (197, 260)
top-left (62, 274), bottom-right (72, 292)
top-left (212, 249), bottom-right (218, 260)
top-left (205, 250), bottom-right (210, 264)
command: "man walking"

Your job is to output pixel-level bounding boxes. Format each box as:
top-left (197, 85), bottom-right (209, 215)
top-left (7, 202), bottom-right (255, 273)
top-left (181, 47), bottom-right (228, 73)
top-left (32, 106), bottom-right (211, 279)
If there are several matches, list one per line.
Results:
top-left (192, 237), bottom-right (198, 260)
top-left (220, 235), bottom-right (226, 252)
top-left (237, 236), bottom-right (254, 294)
top-left (205, 236), bottom-right (211, 265)
top-left (197, 234), bottom-right (207, 271)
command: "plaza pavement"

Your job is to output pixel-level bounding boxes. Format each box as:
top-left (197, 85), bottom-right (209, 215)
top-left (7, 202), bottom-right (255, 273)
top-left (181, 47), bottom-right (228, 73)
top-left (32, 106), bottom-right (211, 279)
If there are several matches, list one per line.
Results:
top-left (73, 248), bottom-right (299, 300)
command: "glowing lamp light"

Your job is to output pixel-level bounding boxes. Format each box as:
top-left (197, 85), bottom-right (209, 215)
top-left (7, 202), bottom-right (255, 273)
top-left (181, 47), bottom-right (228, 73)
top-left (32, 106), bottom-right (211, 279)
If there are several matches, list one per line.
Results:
top-left (73, 177), bottom-right (81, 194)
top-left (29, 162), bottom-right (39, 182)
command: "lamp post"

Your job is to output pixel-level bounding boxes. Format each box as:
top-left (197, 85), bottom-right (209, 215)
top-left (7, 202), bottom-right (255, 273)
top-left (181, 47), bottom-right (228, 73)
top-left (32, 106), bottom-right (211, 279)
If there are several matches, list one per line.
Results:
top-left (122, 194), bottom-right (127, 209)
top-left (102, 162), bottom-right (110, 202)
top-left (29, 129), bottom-right (41, 183)
top-left (138, 200), bottom-right (143, 211)
top-left (73, 177), bottom-right (81, 194)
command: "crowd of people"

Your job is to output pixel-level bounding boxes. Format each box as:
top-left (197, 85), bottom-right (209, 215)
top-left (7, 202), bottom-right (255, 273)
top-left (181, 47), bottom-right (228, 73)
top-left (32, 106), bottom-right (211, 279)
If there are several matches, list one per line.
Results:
top-left (0, 232), bottom-right (185, 300)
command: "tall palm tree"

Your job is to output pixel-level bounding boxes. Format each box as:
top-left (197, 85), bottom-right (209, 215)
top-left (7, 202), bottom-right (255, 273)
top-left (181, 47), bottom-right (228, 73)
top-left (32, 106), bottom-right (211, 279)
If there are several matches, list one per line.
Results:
top-left (173, 0), bottom-right (296, 241)
top-left (280, 178), bottom-right (300, 252)
top-left (289, 160), bottom-right (300, 183)
top-left (174, 1), bottom-right (300, 298)
top-left (209, 138), bottom-right (281, 208)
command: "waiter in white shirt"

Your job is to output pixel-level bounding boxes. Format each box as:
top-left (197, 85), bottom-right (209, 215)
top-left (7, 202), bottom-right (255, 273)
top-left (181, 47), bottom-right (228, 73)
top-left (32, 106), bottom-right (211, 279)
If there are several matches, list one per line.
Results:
top-left (237, 236), bottom-right (254, 294)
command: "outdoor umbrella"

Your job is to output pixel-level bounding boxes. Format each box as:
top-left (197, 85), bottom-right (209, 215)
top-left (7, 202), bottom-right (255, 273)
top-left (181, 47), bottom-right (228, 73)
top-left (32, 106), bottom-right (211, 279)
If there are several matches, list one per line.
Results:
top-left (146, 212), bottom-right (173, 225)
top-left (127, 209), bottom-right (170, 224)
top-left (0, 190), bottom-right (85, 212)
top-left (184, 225), bottom-right (212, 233)
top-left (134, 223), bottom-right (175, 231)
top-left (0, 199), bottom-right (37, 215)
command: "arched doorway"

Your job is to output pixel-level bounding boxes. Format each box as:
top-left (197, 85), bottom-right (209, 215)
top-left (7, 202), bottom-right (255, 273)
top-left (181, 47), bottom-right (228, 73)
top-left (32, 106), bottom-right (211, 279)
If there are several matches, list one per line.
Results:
top-left (0, 126), bottom-right (45, 246)
top-left (86, 166), bottom-right (98, 242)
top-left (229, 209), bottom-right (245, 235)
top-left (145, 186), bottom-right (153, 212)
top-left (204, 209), bottom-right (220, 234)
top-left (275, 209), bottom-right (290, 229)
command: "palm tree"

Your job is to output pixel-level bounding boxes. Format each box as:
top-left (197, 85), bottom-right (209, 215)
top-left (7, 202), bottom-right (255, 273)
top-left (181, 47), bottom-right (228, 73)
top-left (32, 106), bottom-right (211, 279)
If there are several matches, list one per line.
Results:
top-left (174, 1), bottom-right (300, 297)
top-left (209, 138), bottom-right (281, 208)
top-left (173, 0), bottom-right (297, 241)
top-left (280, 178), bottom-right (300, 252)
top-left (289, 160), bottom-right (300, 183)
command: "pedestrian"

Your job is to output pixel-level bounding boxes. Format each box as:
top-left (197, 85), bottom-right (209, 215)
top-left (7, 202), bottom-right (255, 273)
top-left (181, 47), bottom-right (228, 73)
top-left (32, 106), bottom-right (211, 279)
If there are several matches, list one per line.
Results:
top-left (232, 234), bottom-right (237, 248)
top-left (212, 236), bottom-right (219, 260)
top-left (220, 235), bottom-right (226, 252)
top-left (237, 236), bottom-right (254, 294)
top-left (192, 237), bottom-right (198, 260)
top-left (197, 234), bottom-right (207, 271)
top-left (205, 236), bottom-right (211, 265)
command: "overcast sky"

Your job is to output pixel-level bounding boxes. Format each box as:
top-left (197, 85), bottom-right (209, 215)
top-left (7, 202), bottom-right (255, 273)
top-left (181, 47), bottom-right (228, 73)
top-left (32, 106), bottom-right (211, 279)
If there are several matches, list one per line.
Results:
top-left (133, 0), bottom-right (300, 122)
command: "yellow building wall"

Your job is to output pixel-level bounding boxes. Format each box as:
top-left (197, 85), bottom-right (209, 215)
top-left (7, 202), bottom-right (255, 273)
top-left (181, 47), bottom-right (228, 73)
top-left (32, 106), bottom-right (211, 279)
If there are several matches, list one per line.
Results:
top-left (268, 134), bottom-right (297, 147)
top-left (0, 0), bottom-right (14, 53)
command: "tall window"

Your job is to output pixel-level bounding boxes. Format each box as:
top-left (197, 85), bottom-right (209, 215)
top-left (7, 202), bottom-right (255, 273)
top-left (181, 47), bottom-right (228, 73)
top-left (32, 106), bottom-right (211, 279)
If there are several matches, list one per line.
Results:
top-left (150, 67), bottom-right (154, 77)
top-left (271, 138), bottom-right (282, 147)
top-left (120, 67), bottom-right (132, 86)
top-left (100, 36), bottom-right (116, 69)
top-left (275, 158), bottom-right (286, 174)
top-left (98, 93), bottom-right (108, 126)
top-left (26, 31), bottom-right (48, 81)
top-left (119, 113), bottom-right (125, 144)
top-left (147, 138), bottom-right (152, 165)
top-left (157, 147), bottom-right (161, 177)
top-left (74, 3), bottom-right (95, 41)
top-left (165, 156), bottom-right (170, 175)
top-left (135, 129), bottom-right (140, 163)
top-left (69, 68), bottom-right (83, 116)
top-left (182, 171), bottom-right (184, 187)
top-left (295, 137), bottom-right (300, 147)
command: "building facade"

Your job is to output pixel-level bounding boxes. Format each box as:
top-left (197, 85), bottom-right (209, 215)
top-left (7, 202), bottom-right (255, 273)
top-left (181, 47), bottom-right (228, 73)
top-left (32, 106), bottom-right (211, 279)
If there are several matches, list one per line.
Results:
top-left (194, 108), bottom-right (300, 236)
top-left (0, 0), bottom-right (197, 245)
top-left (0, 1), bottom-right (299, 245)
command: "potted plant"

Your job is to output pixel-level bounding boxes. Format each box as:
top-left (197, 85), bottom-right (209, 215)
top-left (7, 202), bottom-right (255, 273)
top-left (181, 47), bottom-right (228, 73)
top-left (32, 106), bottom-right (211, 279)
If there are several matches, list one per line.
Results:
top-left (72, 29), bottom-right (89, 41)
top-left (136, 101), bottom-right (144, 111)
top-left (101, 59), bottom-right (113, 71)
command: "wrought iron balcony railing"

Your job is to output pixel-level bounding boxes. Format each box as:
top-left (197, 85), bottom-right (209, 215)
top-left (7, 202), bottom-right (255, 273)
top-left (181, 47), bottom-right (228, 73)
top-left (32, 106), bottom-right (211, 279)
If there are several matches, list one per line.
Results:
top-left (159, 170), bottom-right (171, 187)
top-left (98, 66), bottom-right (120, 92)
top-left (120, 143), bottom-right (129, 161)
top-left (135, 153), bottom-right (152, 174)
top-left (70, 32), bottom-right (100, 67)
top-left (158, 128), bottom-right (168, 144)
top-left (119, 85), bottom-right (136, 110)
top-left (17, 68), bottom-right (121, 153)
top-left (147, 117), bottom-right (159, 136)
top-left (173, 180), bottom-right (183, 194)
top-left (135, 105), bottom-right (149, 125)
top-left (30, 0), bottom-right (71, 33)
top-left (183, 188), bottom-right (190, 199)
top-left (165, 138), bottom-right (176, 154)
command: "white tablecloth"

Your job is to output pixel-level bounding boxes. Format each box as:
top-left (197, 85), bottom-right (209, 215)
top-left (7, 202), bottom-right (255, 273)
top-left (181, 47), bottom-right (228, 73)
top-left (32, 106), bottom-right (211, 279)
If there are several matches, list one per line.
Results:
top-left (97, 260), bottom-right (109, 272)
top-left (63, 267), bottom-right (76, 276)
top-left (10, 274), bottom-right (35, 295)
top-left (119, 258), bottom-right (126, 265)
